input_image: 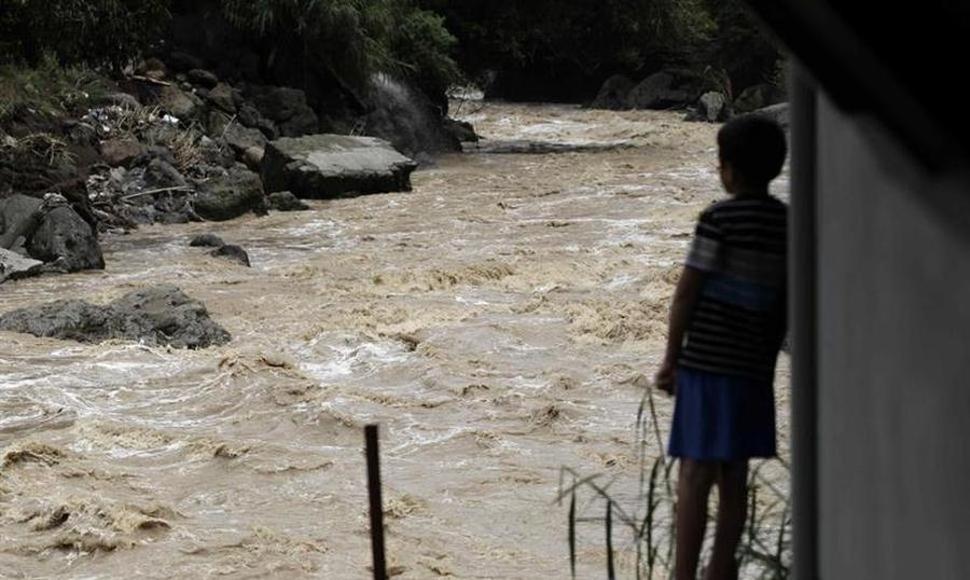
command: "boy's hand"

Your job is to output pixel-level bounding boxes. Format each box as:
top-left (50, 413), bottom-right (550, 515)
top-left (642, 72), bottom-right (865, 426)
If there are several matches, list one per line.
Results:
top-left (654, 360), bottom-right (676, 395)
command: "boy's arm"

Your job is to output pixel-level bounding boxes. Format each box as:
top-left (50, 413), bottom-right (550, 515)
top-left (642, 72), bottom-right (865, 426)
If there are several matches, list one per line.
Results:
top-left (655, 266), bottom-right (705, 394)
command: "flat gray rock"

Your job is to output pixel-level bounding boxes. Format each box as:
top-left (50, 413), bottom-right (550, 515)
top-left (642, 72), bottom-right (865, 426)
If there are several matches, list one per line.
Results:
top-left (0, 285), bottom-right (230, 349)
top-left (261, 134), bottom-right (418, 199)
top-left (0, 248), bottom-right (43, 283)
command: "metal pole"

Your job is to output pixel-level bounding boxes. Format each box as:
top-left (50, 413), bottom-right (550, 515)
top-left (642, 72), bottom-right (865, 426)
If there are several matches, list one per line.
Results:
top-left (365, 424), bottom-right (388, 580)
top-left (790, 62), bottom-right (819, 580)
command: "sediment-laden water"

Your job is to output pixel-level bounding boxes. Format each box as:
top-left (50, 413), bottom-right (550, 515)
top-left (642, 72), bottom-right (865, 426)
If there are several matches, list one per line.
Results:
top-left (0, 103), bottom-right (789, 578)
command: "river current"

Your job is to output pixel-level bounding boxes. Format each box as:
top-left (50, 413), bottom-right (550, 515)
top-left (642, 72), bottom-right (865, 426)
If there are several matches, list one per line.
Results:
top-left (0, 102), bottom-right (790, 578)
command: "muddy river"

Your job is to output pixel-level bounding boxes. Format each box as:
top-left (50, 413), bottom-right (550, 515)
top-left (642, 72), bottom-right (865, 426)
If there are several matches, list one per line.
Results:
top-left (0, 102), bottom-right (790, 578)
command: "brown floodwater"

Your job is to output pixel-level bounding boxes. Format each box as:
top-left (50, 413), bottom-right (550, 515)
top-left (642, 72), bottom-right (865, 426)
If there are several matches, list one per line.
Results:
top-left (0, 102), bottom-right (790, 579)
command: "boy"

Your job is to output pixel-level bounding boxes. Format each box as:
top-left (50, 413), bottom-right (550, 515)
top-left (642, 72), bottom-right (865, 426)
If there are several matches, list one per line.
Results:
top-left (655, 115), bottom-right (788, 580)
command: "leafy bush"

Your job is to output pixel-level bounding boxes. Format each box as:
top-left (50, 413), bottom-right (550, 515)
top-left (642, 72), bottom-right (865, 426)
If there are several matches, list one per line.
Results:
top-left (0, 0), bottom-right (171, 69)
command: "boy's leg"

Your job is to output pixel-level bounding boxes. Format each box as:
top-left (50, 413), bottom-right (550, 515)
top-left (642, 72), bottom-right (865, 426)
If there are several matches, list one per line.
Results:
top-left (675, 459), bottom-right (717, 580)
top-left (704, 460), bottom-right (749, 580)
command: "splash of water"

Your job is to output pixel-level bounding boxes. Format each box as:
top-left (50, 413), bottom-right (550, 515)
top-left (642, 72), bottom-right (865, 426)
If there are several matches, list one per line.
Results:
top-left (365, 73), bottom-right (456, 157)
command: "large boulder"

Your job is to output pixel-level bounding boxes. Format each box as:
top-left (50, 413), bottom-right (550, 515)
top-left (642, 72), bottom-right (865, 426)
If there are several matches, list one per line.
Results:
top-left (101, 138), bottom-right (146, 168)
top-left (734, 83), bottom-right (787, 114)
top-left (261, 135), bottom-right (418, 199)
top-left (591, 75), bottom-right (635, 110)
top-left (192, 165), bottom-right (266, 221)
top-left (627, 69), bottom-right (713, 110)
top-left (0, 285), bottom-right (231, 349)
top-left (1, 194), bottom-right (43, 251)
top-left (243, 85), bottom-right (318, 137)
top-left (27, 206), bottom-right (105, 273)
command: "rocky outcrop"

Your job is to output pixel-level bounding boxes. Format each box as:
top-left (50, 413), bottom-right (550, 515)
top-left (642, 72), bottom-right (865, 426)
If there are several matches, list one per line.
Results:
top-left (192, 165), bottom-right (266, 221)
top-left (0, 285), bottom-right (230, 349)
top-left (591, 75), bottom-right (635, 110)
top-left (261, 134), bottom-right (418, 199)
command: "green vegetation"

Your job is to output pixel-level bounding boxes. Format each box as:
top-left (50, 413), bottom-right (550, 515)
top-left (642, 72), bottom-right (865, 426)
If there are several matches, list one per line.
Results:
top-left (220, 0), bottom-right (461, 98)
top-left (0, 56), bottom-right (111, 123)
top-left (0, 0), bottom-right (170, 69)
top-left (419, 0), bottom-right (780, 100)
top-left (0, 0), bottom-right (779, 105)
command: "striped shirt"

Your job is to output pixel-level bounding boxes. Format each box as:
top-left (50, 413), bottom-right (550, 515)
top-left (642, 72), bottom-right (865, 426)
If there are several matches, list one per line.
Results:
top-left (679, 195), bottom-right (787, 381)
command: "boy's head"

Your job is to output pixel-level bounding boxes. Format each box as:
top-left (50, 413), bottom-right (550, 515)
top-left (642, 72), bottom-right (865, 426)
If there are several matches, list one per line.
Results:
top-left (717, 115), bottom-right (787, 194)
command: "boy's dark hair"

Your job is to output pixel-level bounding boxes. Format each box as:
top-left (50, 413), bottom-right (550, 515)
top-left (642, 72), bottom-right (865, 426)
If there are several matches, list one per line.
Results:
top-left (717, 116), bottom-right (787, 187)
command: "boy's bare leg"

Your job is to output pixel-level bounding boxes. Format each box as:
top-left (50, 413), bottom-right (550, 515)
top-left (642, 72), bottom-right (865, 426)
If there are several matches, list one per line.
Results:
top-left (704, 460), bottom-right (749, 580)
top-left (675, 459), bottom-right (717, 580)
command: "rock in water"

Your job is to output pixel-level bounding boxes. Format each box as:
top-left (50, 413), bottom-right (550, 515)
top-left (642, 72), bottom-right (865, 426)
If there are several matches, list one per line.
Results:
top-left (591, 75), bottom-right (635, 110)
top-left (698, 92), bottom-right (728, 122)
top-left (189, 234), bottom-right (225, 248)
top-left (193, 165), bottom-right (266, 221)
top-left (210, 244), bottom-right (250, 267)
top-left (261, 135), bottom-right (418, 199)
top-left (27, 206), bottom-right (105, 272)
top-left (627, 69), bottom-right (712, 110)
top-left (0, 285), bottom-right (231, 349)
top-left (267, 191), bottom-right (309, 212)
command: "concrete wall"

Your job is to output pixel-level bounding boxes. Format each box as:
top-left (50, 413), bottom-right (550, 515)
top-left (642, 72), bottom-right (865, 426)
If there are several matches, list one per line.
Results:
top-left (816, 94), bottom-right (970, 579)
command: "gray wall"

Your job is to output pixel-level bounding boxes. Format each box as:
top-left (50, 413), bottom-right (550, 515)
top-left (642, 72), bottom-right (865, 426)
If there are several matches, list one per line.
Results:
top-left (816, 94), bottom-right (970, 579)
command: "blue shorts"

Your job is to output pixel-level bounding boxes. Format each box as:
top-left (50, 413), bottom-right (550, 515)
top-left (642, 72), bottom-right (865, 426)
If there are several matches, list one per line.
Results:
top-left (667, 366), bottom-right (777, 461)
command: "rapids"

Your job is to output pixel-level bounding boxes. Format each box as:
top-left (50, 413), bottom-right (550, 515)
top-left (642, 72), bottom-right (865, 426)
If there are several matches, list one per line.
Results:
top-left (0, 102), bottom-right (790, 578)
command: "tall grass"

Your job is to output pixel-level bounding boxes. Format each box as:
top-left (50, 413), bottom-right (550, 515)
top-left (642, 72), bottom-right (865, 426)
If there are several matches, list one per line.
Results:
top-left (558, 385), bottom-right (791, 579)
